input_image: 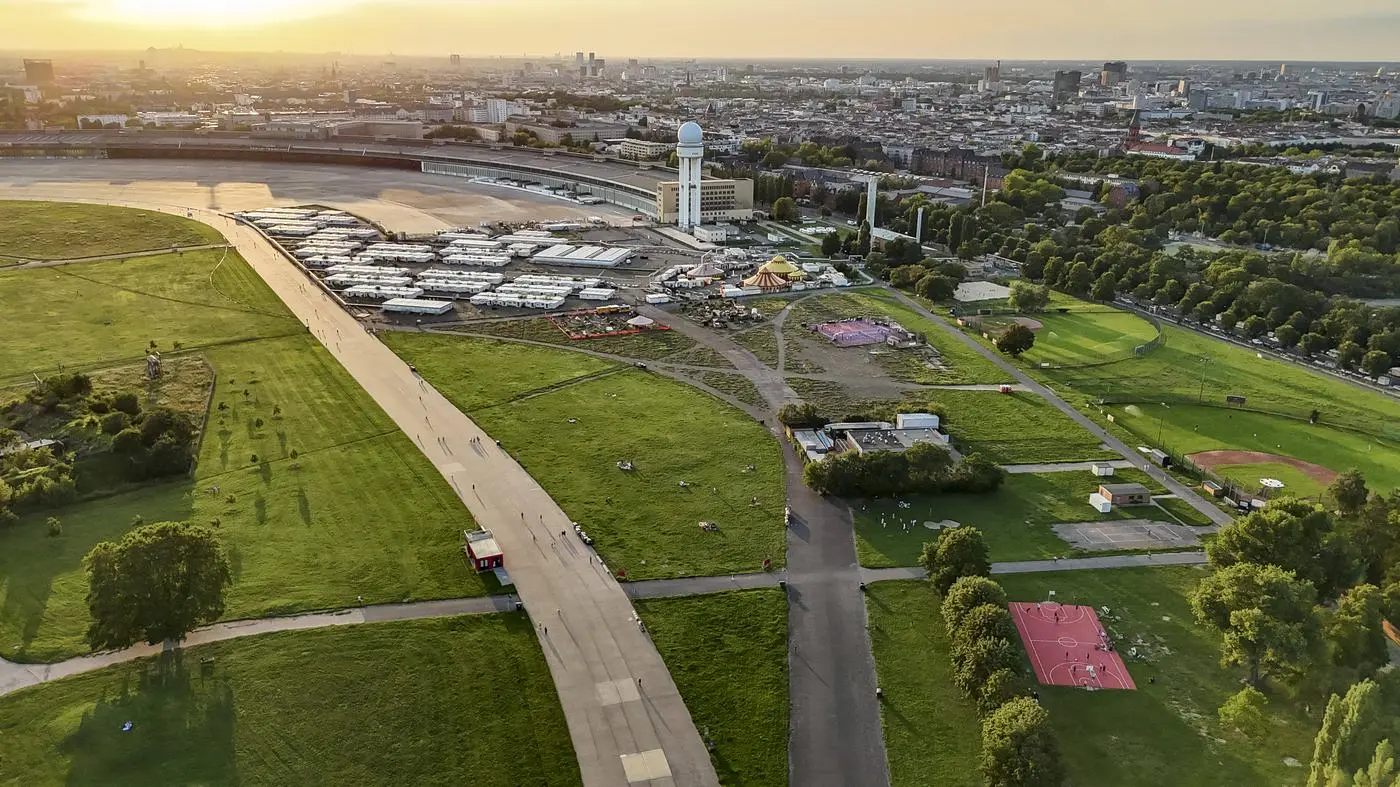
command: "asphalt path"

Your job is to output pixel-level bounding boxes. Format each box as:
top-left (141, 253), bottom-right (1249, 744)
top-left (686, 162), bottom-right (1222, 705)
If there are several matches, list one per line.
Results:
top-left (0, 191), bottom-right (717, 787)
top-left (885, 289), bottom-right (1234, 528)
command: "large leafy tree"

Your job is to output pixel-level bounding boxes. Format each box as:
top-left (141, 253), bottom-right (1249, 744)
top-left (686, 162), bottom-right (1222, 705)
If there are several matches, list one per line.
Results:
top-left (1190, 562), bottom-right (1320, 685)
top-left (1331, 470), bottom-right (1371, 519)
top-left (84, 521), bottom-right (233, 650)
top-left (920, 526), bottom-right (991, 594)
top-left (996, 324), bottom-right (1036, 356)
top-left (1324, 584), bottom-right (1390, 680)
top-left (980, 697), bottom-right (1065, 787)
top-left (1206, 498), bottom-right (1358, 600)
top-left (942, 576), bottom-right (1008, 628)
top-left (1309, 680), bottom-right (1392, 787)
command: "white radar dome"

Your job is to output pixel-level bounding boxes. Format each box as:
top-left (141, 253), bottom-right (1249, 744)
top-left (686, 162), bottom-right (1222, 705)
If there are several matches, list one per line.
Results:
top-left (677, 121), bottom-right (704, 145)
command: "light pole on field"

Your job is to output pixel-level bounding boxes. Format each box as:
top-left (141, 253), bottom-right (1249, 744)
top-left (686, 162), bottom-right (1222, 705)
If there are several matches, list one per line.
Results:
top-left (1197, 356), bottom-right (1211, 403)
top-left (1157, 402), bottom-right (1170, 446)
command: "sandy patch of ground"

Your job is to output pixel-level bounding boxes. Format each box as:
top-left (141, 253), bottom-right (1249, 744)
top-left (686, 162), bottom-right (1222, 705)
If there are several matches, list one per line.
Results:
top-left (1186, 450), bottom-right (1338, 484)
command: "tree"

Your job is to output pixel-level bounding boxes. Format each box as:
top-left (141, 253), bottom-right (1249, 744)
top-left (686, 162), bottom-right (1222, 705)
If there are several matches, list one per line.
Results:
top-left (950, 602), bottom-right (1016, 650)
top-left (1350, 739), bottom-right (1397, 787)
top-left (1301, 332), bottom-right (1331, 356)
top-left (1339, 341), bottom-right (1366, 370)
top-left (772, 197), bottom-right (799, 222)
top-left (996, 324), bottom-right (1036, 356)
top-left (1064, 261), bottom-right (1094, 296)
top-left (952, 636), bottom-right (1021, 698)
top-left (857, 221), bottom-right (871, 256)
top-left (980, 697), bottom-right (1065, 787)
top-left (1090, 272), bottom-right (1118, 302)
top-left (978, 668), bottom-right (1022, 715)
top-left (948, 214), bottom-right (965, 251)
top-left (1008, 281), bottom-right (1050, 313)
top-left (1361, 351), bottom-right (1393, 379)
top-left (1242, 315), bottom-right (1270, 339)
top-left (1190, 562), bottom-right (1320, 685)
top-left (1332, 470), bottom-right (1371, 518)
top-left (1219, 686), bottom-right (1270, 738)
top-left (921, 526), bottom-right (991, 594)
top-left (1325, 584), bottom-right (1389, 679)
top-left (915, 274), bottom-right (957, 302)
top-left (1206, 498), bottom-right (1358, 600)
top-left (84, 521), bottom-right (233, 650)
top-left (820, 231), bottom-right (842, 258)
top-left (1309, 680), bottom-right (1391, 787)
top-left (1275, 324), bottom-right (1301, 349)
top-left (778, 402), bottom-right (827, 429)
top-left (942, 576), bottom-right (1008, 628)
top-left (889, 265), bottom-right (926, 290)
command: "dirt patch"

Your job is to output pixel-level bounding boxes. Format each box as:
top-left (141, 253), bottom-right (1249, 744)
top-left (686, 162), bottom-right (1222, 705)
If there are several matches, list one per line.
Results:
top-left (1186, 450), bottom-right (1338, 484)
top-left (1012, 316), bottom-right (1044, 331)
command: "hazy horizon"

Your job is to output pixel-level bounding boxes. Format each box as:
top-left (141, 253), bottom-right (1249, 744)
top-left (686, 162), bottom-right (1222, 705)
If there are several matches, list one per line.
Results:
top-left (3, 0), bottom-right (1399, 63)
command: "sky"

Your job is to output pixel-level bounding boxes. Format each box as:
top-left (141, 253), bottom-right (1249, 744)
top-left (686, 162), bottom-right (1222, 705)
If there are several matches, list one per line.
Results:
top-left (4, 0), bottom-right (1400, 61)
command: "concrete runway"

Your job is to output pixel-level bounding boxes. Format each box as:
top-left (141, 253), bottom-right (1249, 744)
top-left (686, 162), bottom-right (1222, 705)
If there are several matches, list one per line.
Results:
top-left (0, 158), bottom-right (636, 234)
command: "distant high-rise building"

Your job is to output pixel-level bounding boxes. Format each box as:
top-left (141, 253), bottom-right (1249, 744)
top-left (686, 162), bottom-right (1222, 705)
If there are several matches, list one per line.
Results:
top-left (1053, 70), bottom-right (1082, 102)
top-left (576, 51), bottom-right (585, 79)
top-left (1100, 61), bottom-right (1127, 87)
top-left (1278, 63), bottom-right (1288, 76)
top-left (983, 61), bottom-right (1001, 85)
top-left (676, 121), bottom-right (705, 230)
top-left (1306, 91), bottom-right (1329, 112)
top-left (450, 54), bottom-right (461, 67)
top-left (23, 59), bottom-right (55, 85)
top-left (1187, 89), bottom-right (1209, 110)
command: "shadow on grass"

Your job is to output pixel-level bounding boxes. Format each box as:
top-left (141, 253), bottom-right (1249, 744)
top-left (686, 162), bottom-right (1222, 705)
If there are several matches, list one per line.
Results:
top-left (0, 484), bottom-right (192, 659)
top-left (60, 652), bottom-right (238, 786)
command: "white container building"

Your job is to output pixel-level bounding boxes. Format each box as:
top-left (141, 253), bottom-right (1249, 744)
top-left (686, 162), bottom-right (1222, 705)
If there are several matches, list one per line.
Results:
top-left (512, 274), bottom-right (602, 292)
top-left (343, 285), bottom-right (424, 300)
top-left (325, 274), bottom-right (414, 289)
top-left (469, 292), bottom-right (567, 310)
top-left (382, 298), bottom-right (454, 315)
top-left (445, 238), bottom-right (505, 251)
top-left (417, 279), bottom-right (492, 297)
top-left (441, 253), bottom-right (512, 267)
top-left (418, 269), bottom-right (506, 284)
top-left (494, 283), bottom-right (574, 298)
top-left (326, 264), bottom-right (410, 277)
top-left (301, 255), bottom-right (355, 269)
top-left (578, 288), bottom-right (616, 301)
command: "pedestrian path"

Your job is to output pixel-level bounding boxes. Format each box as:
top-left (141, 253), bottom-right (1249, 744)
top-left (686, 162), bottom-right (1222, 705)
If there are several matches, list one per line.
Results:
top-left (1003, 459), bottom-right (1135, 474)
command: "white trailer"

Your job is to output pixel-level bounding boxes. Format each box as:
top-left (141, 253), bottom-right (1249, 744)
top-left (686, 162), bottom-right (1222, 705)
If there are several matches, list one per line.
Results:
top-left (325, 264), bottom-right (410, 276)
top-left (382, 298), bottom-right (454, 315)
top-left (578, 288), bottom-right (616, 301)
top-left (343, 285), bottom-right (424, 300)
top-left (301, 255), bottom-right (355, 269)
top-left (418, 269), bottom-right (505, 284)
top-left (326, 274), bottom-right (414, 289)
top-left (440, 253), bottom-right (512, 267)
top-left (417, 279), bottom-right (492, 297)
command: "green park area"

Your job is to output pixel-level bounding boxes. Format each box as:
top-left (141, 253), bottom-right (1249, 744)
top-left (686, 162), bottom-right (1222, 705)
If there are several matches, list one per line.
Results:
top-left (1019, 308), bottom-right (1159, 368)
top-left (636, 590), bottom-right (788, 786)
top-left (853, 469), bottom-right (1173, 567)
top-left (870, 569), bottom-right (1321, 787)
top-left (0, 614), bottom-right (580, 787)
top-left (1, 230), bottom-right (489, 662)
top-left (1110, 402), bottom-right (1400, 495)
top-left (931, 390), bottom-right (1117, 465)
top-left (0, 201), bottom-right (225, 260)
top-left (385, 333), bottom-right (787, 579)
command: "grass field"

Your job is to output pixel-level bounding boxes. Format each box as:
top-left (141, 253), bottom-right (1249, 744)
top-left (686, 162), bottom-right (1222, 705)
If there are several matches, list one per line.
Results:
top-left (731, 325), bottom-right (781, 368)
top-left (867, 581), bottom-right (981, 787)
top-left (932, 390), bottom-right (1118, 464)
top-left (666, 343), bottom-right (736, 369)
top-left (995, 567), bottom-right (1320, 787)
top-left (0, 249), bottom-right (299, 380)
top-left (1020, 309), bottom-right (1159, 368)
top-left (0, 247), bottom-right (491, 662)
top-left (696, 371), bottom-right (769, 409)
top-left (1048, 323), bottom-right (1400, 439)
top-left (0, 614), bottom-right (580, 787)
top-left (1154, 495), bottom-right (1217, 527)
top-left (1110, 402), bottom-right (1400, 492)
top-left (380, 332), bottom-right (620, 411)
top-left (853, 469), bottom-right (1175, 567)
top-left (0, 201), bottom-right (225, 260)
top-left (635, 590), bottom-right (788, 786)
top-left (460, 318), bottom-right (697, 360)
top-left (388, 335), bottom-right (787, 579)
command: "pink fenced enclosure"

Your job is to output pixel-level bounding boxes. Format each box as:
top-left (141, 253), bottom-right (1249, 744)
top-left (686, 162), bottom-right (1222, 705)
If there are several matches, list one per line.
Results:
top-left (813, 318), bottom-right (891, 347)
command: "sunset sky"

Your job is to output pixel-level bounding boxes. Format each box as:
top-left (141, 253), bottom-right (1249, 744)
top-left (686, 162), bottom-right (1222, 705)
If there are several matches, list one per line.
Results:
top-left (3, 0), bottom-right (1398, 61)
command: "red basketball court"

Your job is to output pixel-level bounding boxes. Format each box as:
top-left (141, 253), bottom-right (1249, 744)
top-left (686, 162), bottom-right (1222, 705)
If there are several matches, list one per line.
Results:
top-left (1009, 601), bottom-right (1137, 690)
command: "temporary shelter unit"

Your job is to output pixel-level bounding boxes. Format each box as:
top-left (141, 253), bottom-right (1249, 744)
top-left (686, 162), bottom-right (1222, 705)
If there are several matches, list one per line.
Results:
top-left (325, 264), bottom-right (409, 277)
top-left (381, 298), bottom-right (453, 315)
top-left (1088, 493), bottom-right (1113, 514)
top-left (300, 255), bottom-right (355, 269)
top-left (417, 279), bottom-right (493, 297)
top-left (578, 288), bottom-right (617, 301)
top-left (342, 285), bottom-right (424, 300)
top-left (418, 269), bottom-right (506, 284)
top-left (469, 292), bottom-right (567, 310)
top-left (440, 252), bottom-right (513, 267)
top-left (495, 283), bottom-right (574, 298)
top-left (513, 274), bottom-right (602, 292)
top-left (325, 274), bottom-right (414, 289)
top-left (445, 238), bottom-right (505, 251)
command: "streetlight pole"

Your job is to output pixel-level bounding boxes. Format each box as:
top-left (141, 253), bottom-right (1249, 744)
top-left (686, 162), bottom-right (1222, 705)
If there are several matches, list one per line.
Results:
top-left (1197, 357), bottom-right (1211, 403)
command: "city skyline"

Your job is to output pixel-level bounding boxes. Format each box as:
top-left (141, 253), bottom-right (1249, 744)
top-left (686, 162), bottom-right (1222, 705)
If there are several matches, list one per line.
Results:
top-left (3, 0), bottom-right (1400, 62)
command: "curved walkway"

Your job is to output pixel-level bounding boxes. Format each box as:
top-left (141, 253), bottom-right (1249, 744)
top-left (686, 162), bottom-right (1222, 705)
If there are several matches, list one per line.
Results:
top-left (6, 243), bottom-right (233, 269)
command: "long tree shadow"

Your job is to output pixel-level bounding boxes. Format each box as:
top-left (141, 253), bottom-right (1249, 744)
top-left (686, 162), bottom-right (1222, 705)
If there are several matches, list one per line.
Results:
top-left (60, 652), bottom-right (239, 786)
